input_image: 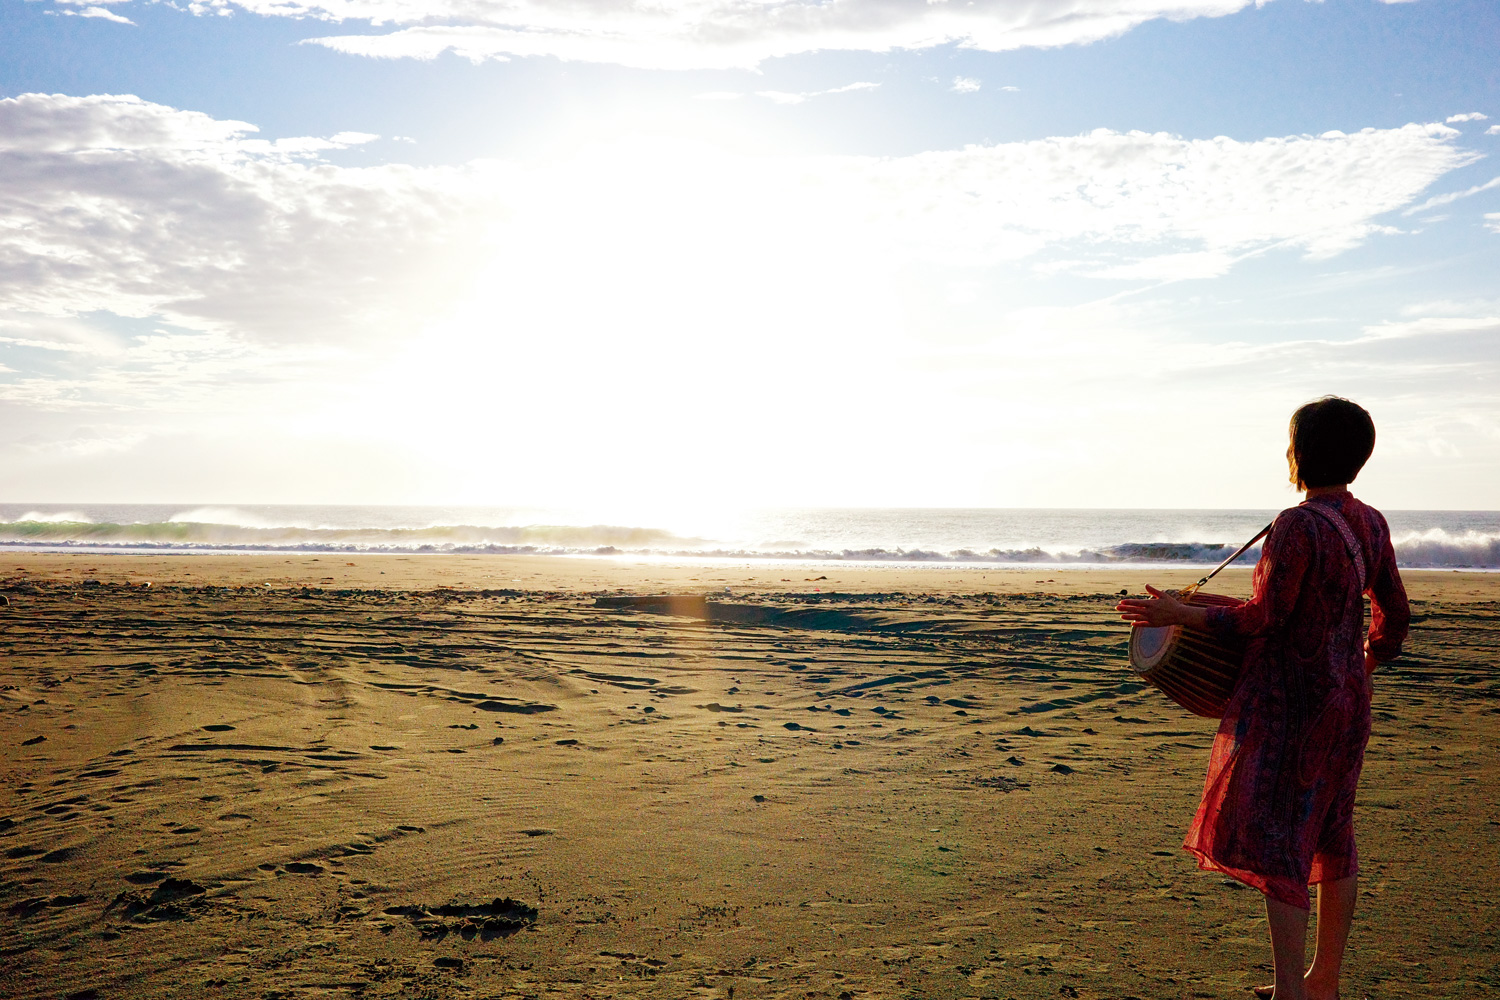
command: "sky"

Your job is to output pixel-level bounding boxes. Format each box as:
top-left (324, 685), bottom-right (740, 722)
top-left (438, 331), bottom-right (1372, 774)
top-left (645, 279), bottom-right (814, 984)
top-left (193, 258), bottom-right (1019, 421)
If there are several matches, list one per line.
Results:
top-left (0, 0), bottom-right (1497, 512)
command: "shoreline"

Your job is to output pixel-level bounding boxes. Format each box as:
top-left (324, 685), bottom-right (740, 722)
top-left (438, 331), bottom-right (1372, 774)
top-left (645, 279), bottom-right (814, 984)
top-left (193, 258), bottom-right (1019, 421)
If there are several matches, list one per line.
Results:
top-left (2, 550), bottom-right (1496, 602)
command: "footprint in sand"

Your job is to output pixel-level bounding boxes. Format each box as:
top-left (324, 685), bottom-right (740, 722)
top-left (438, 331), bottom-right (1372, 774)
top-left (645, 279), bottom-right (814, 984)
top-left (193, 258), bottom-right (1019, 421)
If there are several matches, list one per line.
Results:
top-left (202, 725), bottom-right (235, 732)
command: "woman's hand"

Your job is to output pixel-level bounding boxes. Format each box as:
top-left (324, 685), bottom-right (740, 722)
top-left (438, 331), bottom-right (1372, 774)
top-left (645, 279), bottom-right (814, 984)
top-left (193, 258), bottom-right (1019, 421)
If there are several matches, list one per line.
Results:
top-left (1116, 585), bottom-right (1210, 630)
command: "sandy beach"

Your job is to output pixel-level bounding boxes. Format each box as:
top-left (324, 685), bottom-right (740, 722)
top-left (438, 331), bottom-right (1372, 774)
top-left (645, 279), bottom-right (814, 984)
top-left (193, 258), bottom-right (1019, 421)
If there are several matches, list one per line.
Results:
top-left (1, 553), bottom-right (1495, 999)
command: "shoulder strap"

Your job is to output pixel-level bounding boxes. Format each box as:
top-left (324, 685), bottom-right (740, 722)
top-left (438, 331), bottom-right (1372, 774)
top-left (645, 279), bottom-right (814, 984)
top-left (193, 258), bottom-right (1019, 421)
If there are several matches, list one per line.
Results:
top-left (1300, 502), bottom-right (1368, 592)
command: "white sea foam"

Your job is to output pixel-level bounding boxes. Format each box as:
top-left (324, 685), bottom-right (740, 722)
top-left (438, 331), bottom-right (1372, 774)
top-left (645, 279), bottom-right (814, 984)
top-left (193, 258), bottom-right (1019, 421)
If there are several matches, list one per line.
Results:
top-left (0, 505), bottom-right (1495, 568)
top-left (1391, 528), bottom-right (1500, 568)
top-left (167, 506), bottom-right (288, 528)
top-left (6, 510), bottom-right (94, 524)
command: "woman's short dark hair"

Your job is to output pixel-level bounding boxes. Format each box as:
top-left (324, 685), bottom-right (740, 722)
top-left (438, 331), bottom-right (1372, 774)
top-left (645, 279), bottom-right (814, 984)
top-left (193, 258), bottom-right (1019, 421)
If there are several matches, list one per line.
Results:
top-left (1288, 396), bottom-right (1376, 489)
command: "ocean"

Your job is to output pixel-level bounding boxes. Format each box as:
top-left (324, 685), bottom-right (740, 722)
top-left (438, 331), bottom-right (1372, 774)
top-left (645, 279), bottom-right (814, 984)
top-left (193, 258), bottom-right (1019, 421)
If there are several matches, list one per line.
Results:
top-left (1, 504), bottom-right (1497, 569)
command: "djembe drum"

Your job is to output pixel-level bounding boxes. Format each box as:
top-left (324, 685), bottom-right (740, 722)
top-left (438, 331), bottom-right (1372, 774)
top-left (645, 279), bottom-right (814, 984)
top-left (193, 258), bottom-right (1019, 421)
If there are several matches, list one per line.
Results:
top-left (1128, 591), bottom-right (1245, 718)
top-left (1124, 520), bottom-right (1273, 719)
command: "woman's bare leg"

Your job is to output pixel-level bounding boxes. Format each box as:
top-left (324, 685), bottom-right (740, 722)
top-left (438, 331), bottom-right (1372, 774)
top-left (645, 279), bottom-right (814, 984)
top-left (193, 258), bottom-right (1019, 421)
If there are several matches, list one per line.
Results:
top-left (1264, 894), bottom-right (1310, 1000)
top-left (1304, 875), bottom-right (1357, 999)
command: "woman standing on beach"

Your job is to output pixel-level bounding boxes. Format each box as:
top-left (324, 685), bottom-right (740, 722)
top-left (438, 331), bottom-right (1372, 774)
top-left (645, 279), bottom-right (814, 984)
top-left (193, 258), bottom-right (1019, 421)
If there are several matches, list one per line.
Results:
top-left (1116, 397), bottom-right (1410, 1000)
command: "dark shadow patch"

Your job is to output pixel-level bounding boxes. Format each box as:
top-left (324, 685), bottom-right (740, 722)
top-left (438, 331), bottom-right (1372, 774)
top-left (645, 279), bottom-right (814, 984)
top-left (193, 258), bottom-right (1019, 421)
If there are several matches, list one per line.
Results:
top-left (383, 897), bottom-right (537, 941)
top-left (108, 876), bottom-right (207, 922)
top-left (474, 700), bottom-right (555, 714)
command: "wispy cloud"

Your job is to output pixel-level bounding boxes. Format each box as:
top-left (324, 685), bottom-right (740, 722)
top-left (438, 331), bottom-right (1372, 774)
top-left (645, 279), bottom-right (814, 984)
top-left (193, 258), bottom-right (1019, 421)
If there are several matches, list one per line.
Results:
top-left (60, 0), bottom-right (1279, 70)
top-left (951, 77), bottom-right (981, 94)
top-left (2, 93), bottom-right (1494, 506)
top-left (1402, 175), bottom-right (1500, 215)
top-left (0, 94), bottom-right (491, 348)
top-left (1, 94), bottom-right (1479, 369)
top-left (752, 81), bottom-right (879, 105)
top-left (1446, 112), bottom-right (1489, 124)
top-left (55, 5), bottom-right (136, 24)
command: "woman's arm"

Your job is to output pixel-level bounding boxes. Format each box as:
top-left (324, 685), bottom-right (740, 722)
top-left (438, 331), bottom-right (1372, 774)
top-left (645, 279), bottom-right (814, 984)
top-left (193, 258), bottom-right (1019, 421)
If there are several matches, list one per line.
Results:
top-left (1364, 512), bottom-right (1410, 671)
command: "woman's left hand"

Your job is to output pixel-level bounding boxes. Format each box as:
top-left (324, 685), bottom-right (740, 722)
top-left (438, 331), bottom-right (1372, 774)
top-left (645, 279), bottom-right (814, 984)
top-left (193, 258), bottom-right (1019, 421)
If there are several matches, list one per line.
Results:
top-left (1117, 585), bottom-right (1207, 629)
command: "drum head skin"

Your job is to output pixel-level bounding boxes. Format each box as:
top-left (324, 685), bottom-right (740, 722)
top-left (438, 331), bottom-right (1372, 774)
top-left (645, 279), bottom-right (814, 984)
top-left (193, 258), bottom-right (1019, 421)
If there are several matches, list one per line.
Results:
top-left (1129, 624), bottom-right (1177, 672)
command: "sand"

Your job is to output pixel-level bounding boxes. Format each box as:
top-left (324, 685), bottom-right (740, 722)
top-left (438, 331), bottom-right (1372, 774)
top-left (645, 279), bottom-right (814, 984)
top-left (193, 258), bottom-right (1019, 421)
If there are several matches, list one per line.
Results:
top-left (1, 553), bottom-right (1496, 999)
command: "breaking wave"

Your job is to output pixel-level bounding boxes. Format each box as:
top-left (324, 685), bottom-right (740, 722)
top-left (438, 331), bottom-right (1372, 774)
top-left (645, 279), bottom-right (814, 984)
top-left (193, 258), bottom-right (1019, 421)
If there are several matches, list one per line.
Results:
top-left (0, 511), bottom-right (1495, 568)
top-left (0, 519), bottom-right (689, 555)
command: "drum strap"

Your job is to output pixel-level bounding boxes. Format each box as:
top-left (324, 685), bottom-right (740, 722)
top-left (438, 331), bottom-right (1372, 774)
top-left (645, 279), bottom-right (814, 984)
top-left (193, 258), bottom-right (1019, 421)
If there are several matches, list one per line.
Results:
top-left (1301, 502), bottom-right (1368, 592)
top-left (1181, 521), bottom-right (1272, 597)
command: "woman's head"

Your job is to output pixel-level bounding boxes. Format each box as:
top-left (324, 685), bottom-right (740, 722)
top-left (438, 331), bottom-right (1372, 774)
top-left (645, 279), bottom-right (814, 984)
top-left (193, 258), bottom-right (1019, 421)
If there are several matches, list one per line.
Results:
top-left (1287, 396), bottom-right (1375, 491)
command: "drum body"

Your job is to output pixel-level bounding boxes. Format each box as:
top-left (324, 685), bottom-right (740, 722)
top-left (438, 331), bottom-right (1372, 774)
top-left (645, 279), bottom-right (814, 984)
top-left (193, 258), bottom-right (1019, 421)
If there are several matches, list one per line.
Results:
top-left (1128, 592), bottom-right (1245, 718)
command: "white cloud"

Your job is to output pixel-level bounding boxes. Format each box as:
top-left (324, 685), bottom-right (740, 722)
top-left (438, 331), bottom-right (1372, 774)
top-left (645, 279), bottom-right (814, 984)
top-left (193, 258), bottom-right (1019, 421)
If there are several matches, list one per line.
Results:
top-left (3, 98), bottom-right (1495, 507)
top-left (1488, 125), bottom-right (1500, 136)
top-left (1485, 213), bottom-right (1500, 234)
top-left (952, 76), bottom-right (981, 94)
top-left (70, 0), bottom-right (1271, 70)
top-left (753, 81), bottom-right (879, 105)
top-left (858, 123), bottom-right (1475, 267)
top-left (59, 5), bottom-right (136, 23)
top-left (0, 91), bottom-right (1483, 461)
top-left (1446, 112), bottom-right (1488, 123)
top-left (1087, 250), bottom-right (1238, 281)
top-left (1402, 175), bottom-right (1500, 215)
top-left (0, 94), bottom-right (492, 347)
top-left (0, 92), bottom-right (257, 151)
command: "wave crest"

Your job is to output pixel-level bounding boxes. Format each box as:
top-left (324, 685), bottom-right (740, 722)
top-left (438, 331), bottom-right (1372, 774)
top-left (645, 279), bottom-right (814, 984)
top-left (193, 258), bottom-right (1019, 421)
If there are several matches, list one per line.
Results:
top-left (0, 516), bottom-right (1495, 569)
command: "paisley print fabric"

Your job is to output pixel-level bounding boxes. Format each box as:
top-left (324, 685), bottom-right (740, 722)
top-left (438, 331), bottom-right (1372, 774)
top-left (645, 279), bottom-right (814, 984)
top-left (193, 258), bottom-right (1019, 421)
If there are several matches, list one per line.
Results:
top-left (1186, 491), bottom-right (1410, 909)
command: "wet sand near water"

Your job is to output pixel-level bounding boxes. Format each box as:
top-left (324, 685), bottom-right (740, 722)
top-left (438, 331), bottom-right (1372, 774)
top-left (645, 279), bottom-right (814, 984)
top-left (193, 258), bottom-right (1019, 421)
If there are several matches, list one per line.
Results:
top-left (1, 555), bottom-right (1496, 999)
top-left (2, 550), bottom-right (1497, 602)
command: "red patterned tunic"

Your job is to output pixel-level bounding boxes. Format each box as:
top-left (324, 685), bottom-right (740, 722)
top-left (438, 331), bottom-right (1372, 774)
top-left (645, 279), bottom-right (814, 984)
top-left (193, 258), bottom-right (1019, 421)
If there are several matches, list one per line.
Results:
top-left (1187, 491), bottom-right (1409, 909)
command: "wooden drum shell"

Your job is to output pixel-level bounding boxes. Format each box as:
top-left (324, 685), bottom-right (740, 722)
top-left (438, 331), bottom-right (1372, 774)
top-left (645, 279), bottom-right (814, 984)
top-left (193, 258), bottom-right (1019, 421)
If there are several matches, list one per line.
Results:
top-left (1127, 592), bottom-right (1245, 719)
